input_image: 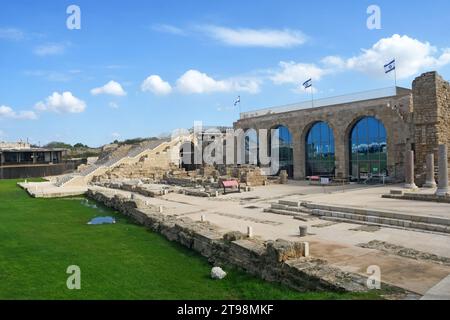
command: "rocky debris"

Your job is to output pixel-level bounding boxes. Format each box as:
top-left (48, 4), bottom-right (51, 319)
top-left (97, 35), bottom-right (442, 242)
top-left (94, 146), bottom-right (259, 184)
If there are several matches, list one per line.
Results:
top-left (358, 240), bottom-right (450, 266)
top-left (238, 167), bottom-right (268, 186)
top-left (265, 239), bottom-right (306, 262)
top-left (350, 225), bottom-right (381, 233)
top-left (93, 180), bottom-right (172, 198)
top-left (211, 267), bottom-right (227, 280)
top-left (279, 170), bottom-right (288, 184)
top-left (223, 231), bottom-right (248, 242)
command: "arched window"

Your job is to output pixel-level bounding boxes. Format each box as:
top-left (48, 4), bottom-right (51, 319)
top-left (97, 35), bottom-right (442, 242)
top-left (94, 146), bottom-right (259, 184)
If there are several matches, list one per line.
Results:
top-left (349, 117), bottom-right (387, 181)
top-left (180, 142), bottom-right (196, 171)
top-left (305, 122), bottom-right (335, 177)
top-left (244, 129), bottom-right (258, 165)
top-left (273, 125), bottom-right (293, 177)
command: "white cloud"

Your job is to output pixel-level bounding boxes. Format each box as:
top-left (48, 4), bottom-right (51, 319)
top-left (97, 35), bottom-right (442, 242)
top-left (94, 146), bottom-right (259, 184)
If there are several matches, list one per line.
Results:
top-left (91, 80), bottom-right (127, 96)
top-left (321, 56), bottom-right (346, 69)
top-left (111, 132), bottom-right (121, 138)
top-left (24, 70), bottom-right (73, 82)
top-left (152, 24), bottom-right (186, 36)
top-left (339, 34), bottom-right (450, 79)
top-left (270, 61), bottom-right (328, 85)
top-left (268, 34), bottom-right (450, 89)
top-left (141, 75), bottom-right (172, 95)
top-left (0, 27), bottom-right (24, 40)
top-left (108, 102), bottom-right (119, 109)
top-left (33, 42), bottom-right (68, 56)
top-left (0, 105), bottom-right (37, 120)
top-left (176, 69), bottom-right (260, 94)
top-left (35, 92), bottom-right (86, 114)
top-left (200, 25), bottom-right (307, 48)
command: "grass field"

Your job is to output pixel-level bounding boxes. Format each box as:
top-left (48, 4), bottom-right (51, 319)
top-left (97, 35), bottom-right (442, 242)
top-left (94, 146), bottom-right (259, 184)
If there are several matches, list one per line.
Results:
top-left (0, 179), bottom-right (382, 300)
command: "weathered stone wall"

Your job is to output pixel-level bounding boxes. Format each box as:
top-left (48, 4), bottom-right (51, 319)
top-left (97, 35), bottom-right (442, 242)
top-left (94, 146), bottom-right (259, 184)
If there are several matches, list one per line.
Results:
top-left (234, 93), bottom-right (412, 180)
top-left (94, 152), bottom-right (174, 181)
top-left (87, 189), bottom-right (372, 293)
top-left (413, 72), bottom-right (450, 185)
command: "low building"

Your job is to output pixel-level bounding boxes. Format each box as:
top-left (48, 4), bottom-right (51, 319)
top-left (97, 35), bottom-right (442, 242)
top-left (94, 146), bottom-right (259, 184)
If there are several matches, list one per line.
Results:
top-left (234, 71), bottom-right (450, 185)
top-left (0, 142), bottom-right (81, 179)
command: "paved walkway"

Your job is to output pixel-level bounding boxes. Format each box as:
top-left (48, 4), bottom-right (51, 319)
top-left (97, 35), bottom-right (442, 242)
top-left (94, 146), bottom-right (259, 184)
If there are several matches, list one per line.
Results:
top-left (18, 181), bottom-right (87, 198)
top-left (421, 275), bottom-right (450, 300)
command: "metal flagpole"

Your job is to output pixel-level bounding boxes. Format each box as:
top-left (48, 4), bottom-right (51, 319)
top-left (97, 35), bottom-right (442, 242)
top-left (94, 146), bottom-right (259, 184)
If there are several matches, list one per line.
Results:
top-left (311, 82), bottom-right (314, 108)
top-left (394, 62), bottom-right (397, 88)
top-left (238, 96), bottom-right (241, 118)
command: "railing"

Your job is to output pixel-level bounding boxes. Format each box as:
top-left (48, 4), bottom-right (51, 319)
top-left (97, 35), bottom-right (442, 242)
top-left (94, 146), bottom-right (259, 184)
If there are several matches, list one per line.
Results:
top-left (240, 87), bottom-right (407, 119)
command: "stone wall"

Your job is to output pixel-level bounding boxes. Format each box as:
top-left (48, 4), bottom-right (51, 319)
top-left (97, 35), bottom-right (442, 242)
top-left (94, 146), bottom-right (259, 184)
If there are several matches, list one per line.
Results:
top-left (87, 188), bottom-right (373, 293)
top-left (413, 72), bottom-right (450, 184)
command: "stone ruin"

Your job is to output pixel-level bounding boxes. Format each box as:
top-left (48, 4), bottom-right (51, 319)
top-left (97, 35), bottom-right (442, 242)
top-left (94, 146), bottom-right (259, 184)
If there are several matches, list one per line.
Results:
top-left (92, 160), bottom-right (287, 199)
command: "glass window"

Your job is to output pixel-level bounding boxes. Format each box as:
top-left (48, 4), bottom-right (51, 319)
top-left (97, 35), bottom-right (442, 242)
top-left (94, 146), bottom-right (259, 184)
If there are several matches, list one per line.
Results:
top-left (270, 126), bottom-right (293, 177)
top-left (349, 117), bottom-right (388, 181)
top-left (305, 122), bottom-right (335, 177)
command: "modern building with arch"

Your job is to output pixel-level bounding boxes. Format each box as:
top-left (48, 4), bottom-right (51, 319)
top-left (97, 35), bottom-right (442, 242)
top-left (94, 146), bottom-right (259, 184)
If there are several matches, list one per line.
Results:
top-left (234, 71), bottom-right (450, 185)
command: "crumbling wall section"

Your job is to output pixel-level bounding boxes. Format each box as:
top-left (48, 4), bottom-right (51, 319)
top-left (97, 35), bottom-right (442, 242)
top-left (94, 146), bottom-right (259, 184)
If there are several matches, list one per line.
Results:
top-left (87, 188), bottom-right (372, 293)
top-left (413, 72), bottom-right (450, 184)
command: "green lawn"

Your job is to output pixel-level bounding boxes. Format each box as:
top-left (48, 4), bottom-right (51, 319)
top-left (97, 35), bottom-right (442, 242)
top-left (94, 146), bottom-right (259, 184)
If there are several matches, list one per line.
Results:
top-left (0, 179), bottom-right (381, 300)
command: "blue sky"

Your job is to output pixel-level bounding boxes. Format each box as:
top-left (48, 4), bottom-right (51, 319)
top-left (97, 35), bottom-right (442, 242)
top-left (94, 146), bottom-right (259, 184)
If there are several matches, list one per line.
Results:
top-left (1, 0), bottom-right (450, 147)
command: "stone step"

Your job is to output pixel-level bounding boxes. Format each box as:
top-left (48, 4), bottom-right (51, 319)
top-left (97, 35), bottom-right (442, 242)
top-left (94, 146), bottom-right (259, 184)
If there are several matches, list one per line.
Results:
top-left (310, 208), bottom-right (450, 234)
top-left (271, 203), bottom-right (299, 211)
top-left (278, 200), bottom-right (302, 207)
top-left (263, 208), bottom-right (311, 221)
top-left (302, 202), bottom-right (450, 226)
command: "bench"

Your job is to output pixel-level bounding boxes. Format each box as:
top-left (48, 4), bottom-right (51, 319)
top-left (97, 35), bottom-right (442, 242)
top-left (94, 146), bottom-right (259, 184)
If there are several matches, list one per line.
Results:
top-left (219, 180), bottom-right (241, 194)
top-left (308, 176), bottom-right (321, 185)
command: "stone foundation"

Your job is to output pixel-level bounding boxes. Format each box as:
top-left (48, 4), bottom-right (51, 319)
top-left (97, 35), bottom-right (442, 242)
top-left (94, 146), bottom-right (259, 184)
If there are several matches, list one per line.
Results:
top-left (86, 188), bottom-right (376, 293)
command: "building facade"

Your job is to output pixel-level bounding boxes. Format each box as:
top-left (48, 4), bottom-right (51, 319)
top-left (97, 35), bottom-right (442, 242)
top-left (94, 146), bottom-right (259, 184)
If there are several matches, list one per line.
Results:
top-left (0, 142), bottom-right (80, 179)
top-left (234, 71), bottom-right (450, 185)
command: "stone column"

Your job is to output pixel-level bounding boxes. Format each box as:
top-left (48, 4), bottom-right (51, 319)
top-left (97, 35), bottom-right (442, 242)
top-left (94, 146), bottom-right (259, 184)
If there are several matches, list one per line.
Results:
top-left (292, 130), bottom-right (304, 180)
top-left (334, 132), bottom-right (346, 179)
top-left (436, 144), bottom-right (449, 196)
top-left (424, 153), bottom-right (437, 188)
top-left (404, 150), bottom-right (417, 189)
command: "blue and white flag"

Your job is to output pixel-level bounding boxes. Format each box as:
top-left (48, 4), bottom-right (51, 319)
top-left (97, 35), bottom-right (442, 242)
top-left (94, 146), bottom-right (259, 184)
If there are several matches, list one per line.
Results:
top-left (384, 59), bottom-right (396, 74)
top-left (234, 96), bottom-right (241, 106)
top-left (303, 78), bottom-right (312, 89)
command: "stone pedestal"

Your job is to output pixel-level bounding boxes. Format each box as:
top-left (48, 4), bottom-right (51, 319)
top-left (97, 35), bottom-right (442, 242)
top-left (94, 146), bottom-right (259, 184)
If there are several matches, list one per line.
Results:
top-left (279, 170), bottom-right (288, 184)
top-left (299, 226), bottom-right (308, 237)
top-left (436, 144), bottom-right (449, 196)
top-left (424, 153), bottom-right (437, 188)
top-left (404, 150), bottom-right (418, 189)
top-left (247, 226), bottom-right (253, 238)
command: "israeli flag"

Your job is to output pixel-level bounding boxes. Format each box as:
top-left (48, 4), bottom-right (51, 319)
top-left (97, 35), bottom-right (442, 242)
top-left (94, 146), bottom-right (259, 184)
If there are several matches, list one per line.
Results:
top-left (303, 78), bottom-right (312, 89)
top-left (384, 59), bottom-right (396, 74)
top-left (234, 96), bottom-right (241, 106)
